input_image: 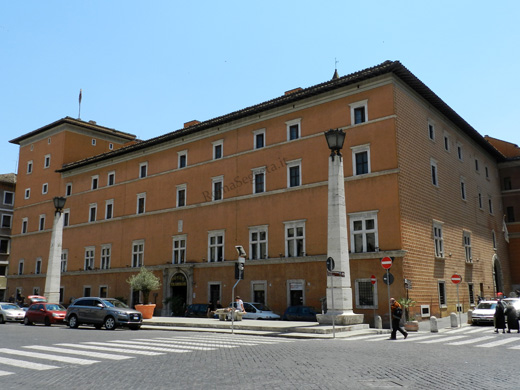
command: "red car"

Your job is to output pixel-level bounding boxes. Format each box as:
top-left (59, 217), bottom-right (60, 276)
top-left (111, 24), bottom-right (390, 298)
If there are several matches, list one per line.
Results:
top-left (24, 303), bottom-right (67, 326)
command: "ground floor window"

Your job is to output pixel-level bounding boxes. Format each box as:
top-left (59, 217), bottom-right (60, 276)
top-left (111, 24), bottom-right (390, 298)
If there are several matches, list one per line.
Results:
top-left (355, 279), bottom-right (377, 309)
top-left (287, 279), bottom-right (305, 306)
top-left (468, 283), bottom-right (475, 306)
top-left (438, 281), bottom-right (446, 308)
top-left (252, 281), bottom-right (267, 304)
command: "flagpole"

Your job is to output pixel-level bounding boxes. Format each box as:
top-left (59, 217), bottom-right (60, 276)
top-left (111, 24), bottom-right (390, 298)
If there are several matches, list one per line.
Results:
top-left (78, 89), bottom-right (82, 120)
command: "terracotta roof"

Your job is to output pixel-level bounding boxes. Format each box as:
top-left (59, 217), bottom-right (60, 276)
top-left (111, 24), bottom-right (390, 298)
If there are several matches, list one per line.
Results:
top-left (0, 173), bottom-right (16, 184)
top-left (57, 60), bottom-right (505, 172)
top-left (9, 117), bottom-right (136, 145)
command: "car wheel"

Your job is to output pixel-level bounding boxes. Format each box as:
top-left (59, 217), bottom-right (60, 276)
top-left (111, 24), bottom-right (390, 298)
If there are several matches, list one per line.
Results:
top-left (23, 317), bottom-right (33, 326)
top-left (104, 316), bottom-right (117, 330)
top-left (44, 317), bottom-right (51, 326)
top-left (129, 325), bottom-right (141, 330)
top-left (68, 315), bottom-right (79, 329)
top-left (0, 315), bottom-right (5, 324)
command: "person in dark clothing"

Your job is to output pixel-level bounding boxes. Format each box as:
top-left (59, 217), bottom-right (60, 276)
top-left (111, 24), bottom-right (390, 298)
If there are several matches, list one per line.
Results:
top-left (494, 300), bottom-right (506, 333)
top-left (389, 298), bottom-right (408, 340)
top-left (505, 303), bottom-right (519, 333)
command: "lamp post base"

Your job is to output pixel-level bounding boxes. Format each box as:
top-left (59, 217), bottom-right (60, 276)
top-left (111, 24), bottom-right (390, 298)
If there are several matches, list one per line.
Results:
top-left (317, 313), bottom-right (364, 325)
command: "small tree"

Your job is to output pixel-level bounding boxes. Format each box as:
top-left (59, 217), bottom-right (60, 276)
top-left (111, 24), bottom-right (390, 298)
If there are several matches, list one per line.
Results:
top-left (398, 297), bottom-right (416, 321)
top-left (126, 267), bottom-right (161, 304)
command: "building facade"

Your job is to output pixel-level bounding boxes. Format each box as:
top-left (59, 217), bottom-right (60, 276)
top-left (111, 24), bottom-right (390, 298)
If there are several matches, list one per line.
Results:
top-left (7, 61), bottom-right (511, 324)
top-left (0, 173), bottom-right (16, 301)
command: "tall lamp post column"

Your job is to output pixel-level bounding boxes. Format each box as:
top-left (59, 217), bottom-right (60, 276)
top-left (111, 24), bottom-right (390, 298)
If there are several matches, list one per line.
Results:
top-left (43, 196), bottom-right (66, 303)
top-left (317, 129), bottom-right (363, 326)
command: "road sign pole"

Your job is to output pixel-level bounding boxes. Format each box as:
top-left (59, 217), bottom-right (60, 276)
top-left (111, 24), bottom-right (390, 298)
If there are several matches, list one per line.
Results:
top-left (331, 273), bottom-right (335, 338)
top-left (457, 283), bottom-right (461, 328)
top-left (387, 269), bottom-right (391, 329)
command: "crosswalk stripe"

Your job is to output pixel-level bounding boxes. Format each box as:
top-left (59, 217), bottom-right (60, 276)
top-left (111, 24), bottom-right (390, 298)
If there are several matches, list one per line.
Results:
top-left (24, 345), bottom-right (133, 360)
top-left (109, 340), bottom-right (216, 351)
top-left (463, 328), bottom-right (490, 334)
top-left (418, 336), bottom-right (467, 344)
top-left (445, 327), bottom-right (471, 333)
top-left (56, 343), bottom-right (163, 356)
top-left (403, 335), bottom-right (439, 342)
top-left (341, 334), bottom-right (386, 341)
top-left (0, 348), bottom-right (98, 365)
top-left (447, 336), bottom-right (495, 345)
top-left (145, 339), bottom-right (239, 348)
top-left (87, 341), bottom-right (190, 353)
top-left (0, 370), bottom-right (13, 376)
top-left (0, 356), bottom-right (58, 371)
top-left (477, 338), bottom-right (520, 348)
top-left (170, 336), bottom-right (294, 343)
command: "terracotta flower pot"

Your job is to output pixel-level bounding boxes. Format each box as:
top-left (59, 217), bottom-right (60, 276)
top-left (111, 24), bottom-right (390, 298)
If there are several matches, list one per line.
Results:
top-left (135, 304), bottom-right (156, 319)
top-left (404, 320), bottom-right (419, 332)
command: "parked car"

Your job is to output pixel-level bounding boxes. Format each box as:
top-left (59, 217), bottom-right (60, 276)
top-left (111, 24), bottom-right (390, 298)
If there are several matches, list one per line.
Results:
top-left (27, 295), bottom-right (47, 304)
top-left (282, 306), bottom-right (318, 322)
top-left (502, 298), bottom-right (520, 313)
top-left (0, 302), bottom-right (26, 323)
top-left (65, 297), bottom-right (142, 330)
top-left (472, 300), bottom-right (505, 325)
top-left (229, 302), bottom-right (280, 320)
top-left (185, 303), bottom-right (211, 318)
top-left (24, 303), bottom-right (67, 326)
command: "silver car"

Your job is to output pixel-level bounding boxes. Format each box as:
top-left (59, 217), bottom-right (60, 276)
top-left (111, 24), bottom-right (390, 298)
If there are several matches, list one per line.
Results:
top-left (0, 302), bottom-right (26, 323)
top-left (65, 297), bottom-right (142, 330)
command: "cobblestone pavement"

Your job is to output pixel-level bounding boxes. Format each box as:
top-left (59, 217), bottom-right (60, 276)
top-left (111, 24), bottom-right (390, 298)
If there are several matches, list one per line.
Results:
top-left (0, 323), bottom-right (517, 389)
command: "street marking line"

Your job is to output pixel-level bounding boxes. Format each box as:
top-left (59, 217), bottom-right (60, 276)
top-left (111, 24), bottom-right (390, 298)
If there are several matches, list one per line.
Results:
top-left (0, 356), bottom-right (59, 371)
top-left (169, 336), bottom-right (294, 343)
top-left (56, 343), bottom-right (163, 356)
top-left (147, 339), bottom-right (239, 348)
top-left (113, 340), bottom-right (216, 351)
top-left (341, 335), bottom-right (389, 341)
top-left (418, 336), bottom-right (467, 344)
top-left (0, 370), bottom-right (13, 376)
top-left (93, 341), bottom-right (190, 353)
top-left (445, 327), bottom-right (473, 333)
top-left (24, 345), bottom-right (133, 360)
top-left (402, 335), bottom-right (438, 342)
top-left (463, 328), bottom-right (491, 334)
top-left (0, 348), bottom-right (98, 365)
top-left (477, 338), bottom-right (520, 348)
top-left (446, 336), bottom-right (495, 345)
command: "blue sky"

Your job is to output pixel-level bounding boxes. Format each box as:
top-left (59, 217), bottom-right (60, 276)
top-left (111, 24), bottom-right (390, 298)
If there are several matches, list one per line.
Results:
top-left (1, 1), bottom-right (519, 174)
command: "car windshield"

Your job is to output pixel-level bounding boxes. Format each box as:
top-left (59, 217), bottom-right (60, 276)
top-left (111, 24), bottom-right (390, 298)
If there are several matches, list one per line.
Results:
top-left (477, 302), bottom-right (496, 310)
top-left (46, 304), bottom-right (66, 311)
top-left (102, 299), bottom-right (128, 308)
top-left (252, 303), bottom-right (271, 311)
top-left (1, 304), bottom-right (21, 310)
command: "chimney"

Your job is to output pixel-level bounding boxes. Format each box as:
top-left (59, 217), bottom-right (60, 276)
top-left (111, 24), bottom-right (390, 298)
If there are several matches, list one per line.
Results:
top-left (284, 87), bottom-right (302, 96)
top-left (184, 120), bottom-right (201, 128)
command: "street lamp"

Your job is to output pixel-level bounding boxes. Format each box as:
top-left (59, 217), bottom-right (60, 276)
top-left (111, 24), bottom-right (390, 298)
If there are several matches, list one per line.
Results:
top-left (317, 128), bottom-right (363, 327)
top-left (43, 196), bottom-right (67, 303)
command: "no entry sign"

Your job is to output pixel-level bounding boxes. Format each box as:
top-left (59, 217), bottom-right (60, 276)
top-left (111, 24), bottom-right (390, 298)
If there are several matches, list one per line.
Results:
top-left (451, 274), bottom-right (462, 284)
top-left (381, 257), bottom-right (392, 270)
top-left (371, 275), bottom-right (376, 285)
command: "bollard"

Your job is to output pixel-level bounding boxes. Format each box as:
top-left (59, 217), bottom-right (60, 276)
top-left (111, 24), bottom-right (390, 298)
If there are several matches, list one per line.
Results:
top-left (430, 316), bottom-right (438, 333)
top-left (375, 315), bottom-right (382, 329)
top-left (467, 310), bottom-right (473, 325)
top-left (450, 312), bottom-right (458, 327)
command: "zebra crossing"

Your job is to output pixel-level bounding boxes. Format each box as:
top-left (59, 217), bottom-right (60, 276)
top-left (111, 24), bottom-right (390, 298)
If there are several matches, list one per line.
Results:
top-left (342, 326), bottom-right (520, 348)
top-left (0, 334), bottom-right (294, 377)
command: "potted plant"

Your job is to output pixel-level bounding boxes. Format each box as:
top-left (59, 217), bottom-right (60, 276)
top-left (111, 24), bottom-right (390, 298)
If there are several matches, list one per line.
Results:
top-left (398, 297), bottom-right (419, 331)
top-left (127, 267), bottom-right (161, 319)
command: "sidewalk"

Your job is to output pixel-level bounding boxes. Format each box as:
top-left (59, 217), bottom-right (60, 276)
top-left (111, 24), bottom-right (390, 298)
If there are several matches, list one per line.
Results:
top-left (141, 312), bottom-right (470, 339)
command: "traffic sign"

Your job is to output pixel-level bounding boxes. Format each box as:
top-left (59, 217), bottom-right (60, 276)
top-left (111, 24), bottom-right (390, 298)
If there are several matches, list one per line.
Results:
top-left (381, 257), bottom-right (393, 269)
top-left (370, 275), bottom-right (376, 285)
top-left (451, 274), bottom-right (462, 284)
top-left (404, 278), bottom-right (412, 289)
top-left (328, 271), bottom-right (345, 277)
top-left (383, 272), bottom-right (394, 285)
top-left (326, 257), bottom-right (335, 272)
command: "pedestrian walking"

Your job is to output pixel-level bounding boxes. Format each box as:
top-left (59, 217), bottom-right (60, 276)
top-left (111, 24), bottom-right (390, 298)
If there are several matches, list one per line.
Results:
top-left (494, 300), bottom-right (506, 334)
top-left (505, 303), bottom-right (519, 333)
top-left (389, 298), bottom-right (408, 340)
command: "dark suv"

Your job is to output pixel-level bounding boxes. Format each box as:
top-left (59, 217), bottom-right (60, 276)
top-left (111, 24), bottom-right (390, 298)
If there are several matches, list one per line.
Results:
top-left (66, 297), bottom-right (142, 330)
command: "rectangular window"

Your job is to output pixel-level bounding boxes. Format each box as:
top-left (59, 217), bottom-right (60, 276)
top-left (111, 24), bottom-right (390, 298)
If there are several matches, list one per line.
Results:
top-left (83, 286), bottom-right (91, 297)
top-left (478, 190), bottom-right (483, 209)
top-left (355, 279), bottom-right (377, 309)
top-left (108, 171), bottom-right (115, 186)
top-left (463, 231), bottom-right (472, 263)
top-left (101, 245), bottom-right (111, 270)
top-left (352, 145), bottom-right (370, 175)
top-left (460, 178), bottom-right (466, 201)
top-left (286, 119), bottom-right (301, 141)
top-left (18, 259), bottom-right (24, 275)
top-left (63, 210), bottom-right (70, 227)
top-left (178, 151), bottom-right (187, 168)
top-left (287, 160), bottom-right (301, 188)
top-left (488, 195), bottom-right (493, 214)
top-left (132, 240), bottom-right (144, 267)
top-left (92, 139), bottom-right (96, 146)
top-left (212, 176), bottom-right (223, 201)
top-left (492, 230), bottom-right (497, 250)
top-left (433, 221), bottom-right (444, 258)
top-left (27, 161), bottom-right (33, 174)
top-left (485, 166), bottom-right (489, 178)
top-left (249, 226), bottom-right (268, 260)
top-left (438, 281), bottom-right (447, 307)
top-left (91, 175), bottom-right (99, 190)
top-left (99, 286), bottom-right (108, 298)
top-left (139, 162), bottom-right (148, 178)
top-left (44, 154), bottom-right (51, 168)
top-left (254, 129), bottom-right (265, 149)
top-left (42, 183), bottom-right (48, 194)
top-left (39, 215), bottom-right (45, 231)
top-left (457, 143), bottom-right (463, 161)
top-left (1, 214), bottom-right (12, 228)
top-left (428, 122), bottom-right (435, 141)
top-left (89, 204), bottom-right (97, 222)
top-left (172, 235), bottom-right (186, 264)
top-left (3, 191), bottom-right (14, 205)
top-left (137, 193), bottom-right (146, 214)
top-left (66, 183), bottom-right (72, 196)
top-left (504, 177), bottom-right (512, 190)
top-left (507, 206), bottom-right (515, 222)
top-left (468, 283), bottom-right (475, 306)
top-left (443, 133), bottom-right (450, 152)
top-left (431, 159), bottom-right (438, 186)
top-left (105, 200), bottom-right (114, 220)
top-left (350, 212), bottom-right (378, 253)
top-left (0, 239), bottom-right (9, 254)
top-left (22, 218), bottom-right (28, 234)
top-left (177, 185), bottom-right (186, 207)
top-left (24, 188), bottom-right (30, 199)
top-left (213, 140), bottom-right (223, 160)
top-left (35, 258), bottom-right (42, 274)
top-left (61, 250), bottom-right (68, 273)
top-left (285, 221), bottom-right (305, 257)
top-left (252, 167), bottom-right (266, 194)
top-left (208, 231), bottom-right (224, 262)
top-left (475, 158), bottom-right (479, 172)
top-left (84, 247), bottom-right (95, 270)
top-left (350, 100), bottom-right (368, 125)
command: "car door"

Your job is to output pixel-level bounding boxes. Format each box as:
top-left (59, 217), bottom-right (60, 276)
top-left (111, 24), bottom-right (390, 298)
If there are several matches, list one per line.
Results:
top-left (90, 299), bottom-right (107, 324)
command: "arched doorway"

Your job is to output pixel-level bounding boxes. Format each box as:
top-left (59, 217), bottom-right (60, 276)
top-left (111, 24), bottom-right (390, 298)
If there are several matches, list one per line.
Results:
top-left (169, 273), bottom-right (188, 316)
top-left (493, 255), bottom-right (503, 296)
